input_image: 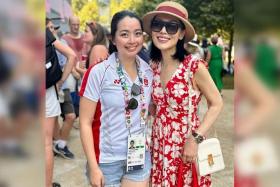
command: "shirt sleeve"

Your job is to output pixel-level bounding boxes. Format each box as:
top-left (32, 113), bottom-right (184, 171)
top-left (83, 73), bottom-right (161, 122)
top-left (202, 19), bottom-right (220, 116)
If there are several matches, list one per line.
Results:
top-left (80, 63), bottom-right (105, 102)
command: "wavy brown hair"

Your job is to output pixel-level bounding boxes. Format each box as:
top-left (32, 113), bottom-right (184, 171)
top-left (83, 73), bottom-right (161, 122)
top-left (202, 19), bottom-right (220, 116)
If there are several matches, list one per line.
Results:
top-left (86, 21), bottom-right (107, 47)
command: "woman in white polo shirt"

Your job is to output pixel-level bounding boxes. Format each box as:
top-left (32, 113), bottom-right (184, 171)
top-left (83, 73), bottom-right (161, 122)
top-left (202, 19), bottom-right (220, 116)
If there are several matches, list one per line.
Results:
top-left (79, 10), bottom-right (153, 187)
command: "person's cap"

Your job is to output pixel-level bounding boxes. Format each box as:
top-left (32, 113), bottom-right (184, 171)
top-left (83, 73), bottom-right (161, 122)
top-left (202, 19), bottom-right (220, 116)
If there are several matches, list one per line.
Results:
top-left (142, 1), bottom-right (195, 42)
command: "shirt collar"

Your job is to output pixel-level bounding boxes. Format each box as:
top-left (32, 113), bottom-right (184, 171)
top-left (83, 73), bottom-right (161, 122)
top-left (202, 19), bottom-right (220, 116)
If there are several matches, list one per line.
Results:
top-left (109, 52), bottom-right (151, 73)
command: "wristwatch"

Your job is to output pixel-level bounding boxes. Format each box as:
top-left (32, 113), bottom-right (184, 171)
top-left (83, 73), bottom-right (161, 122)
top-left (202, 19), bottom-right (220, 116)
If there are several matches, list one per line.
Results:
top-left (192, 132), bottom-right (205, 144)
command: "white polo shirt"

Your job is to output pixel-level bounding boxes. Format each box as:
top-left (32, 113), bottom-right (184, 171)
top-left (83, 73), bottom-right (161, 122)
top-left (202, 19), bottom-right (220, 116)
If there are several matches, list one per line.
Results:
top-left (81, 53), bottom-right (153, 163)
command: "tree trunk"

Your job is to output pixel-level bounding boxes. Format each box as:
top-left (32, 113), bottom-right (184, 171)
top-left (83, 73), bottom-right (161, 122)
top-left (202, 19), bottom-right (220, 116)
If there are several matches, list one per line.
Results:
top-left (228, 28), bottom-right (234, 69)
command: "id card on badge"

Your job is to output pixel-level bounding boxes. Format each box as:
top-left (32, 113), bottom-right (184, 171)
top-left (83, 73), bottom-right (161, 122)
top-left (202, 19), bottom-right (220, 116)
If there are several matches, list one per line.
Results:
top-left (126, 133), bottom-right (146, 172)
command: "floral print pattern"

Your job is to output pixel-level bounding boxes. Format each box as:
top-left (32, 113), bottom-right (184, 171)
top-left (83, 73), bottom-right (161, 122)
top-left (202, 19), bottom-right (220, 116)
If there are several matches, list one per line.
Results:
top-left (151, 55), bottom-right (211, 187)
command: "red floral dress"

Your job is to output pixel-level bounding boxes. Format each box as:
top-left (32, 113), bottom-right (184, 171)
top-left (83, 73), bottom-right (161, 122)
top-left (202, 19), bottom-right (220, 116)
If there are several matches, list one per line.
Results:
top-left (151, 55), bottom-right (211, 187)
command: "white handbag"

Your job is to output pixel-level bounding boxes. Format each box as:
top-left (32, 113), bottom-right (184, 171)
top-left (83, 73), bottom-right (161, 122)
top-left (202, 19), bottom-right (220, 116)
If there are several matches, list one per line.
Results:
top-left (197, 138), bottom-right (225, 176)
top-left (236, 136), bottom-right (279, 175)
top-left (187, 57), bottom-right (225, 176)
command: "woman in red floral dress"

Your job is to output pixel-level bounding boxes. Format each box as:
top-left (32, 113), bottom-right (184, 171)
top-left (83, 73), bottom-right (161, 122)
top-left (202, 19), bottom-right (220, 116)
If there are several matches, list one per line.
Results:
top-left (143, 1), bottom-right (223, 186)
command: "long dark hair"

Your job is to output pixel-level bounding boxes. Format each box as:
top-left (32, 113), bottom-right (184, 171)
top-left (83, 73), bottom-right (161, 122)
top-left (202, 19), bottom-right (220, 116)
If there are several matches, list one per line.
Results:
top-left (86, 21), bottom-right (107, 68)
top-left (149, 17), bottom-right (189, 63)
top-left (109, 10), bottom-right (143, 54)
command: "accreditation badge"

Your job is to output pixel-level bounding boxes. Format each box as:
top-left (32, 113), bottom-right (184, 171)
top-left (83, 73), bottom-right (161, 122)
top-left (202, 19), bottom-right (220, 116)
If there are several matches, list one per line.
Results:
top-left (126, 133), bottom-right (146, 172)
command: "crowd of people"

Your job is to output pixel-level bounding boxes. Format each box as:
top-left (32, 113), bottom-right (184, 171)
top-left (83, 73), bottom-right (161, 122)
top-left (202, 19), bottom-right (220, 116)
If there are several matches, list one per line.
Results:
top-left (45, 1), bottom-right (225, 187)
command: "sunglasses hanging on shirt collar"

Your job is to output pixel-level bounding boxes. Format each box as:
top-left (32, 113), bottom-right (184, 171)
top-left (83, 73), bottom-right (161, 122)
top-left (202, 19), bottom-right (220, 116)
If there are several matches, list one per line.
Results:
top-left (126, 83), bottom-right (141, 110)
top-left (115, 53), bottom-right (143, 111)
top-left (131, 83), bottom-right (141, 96)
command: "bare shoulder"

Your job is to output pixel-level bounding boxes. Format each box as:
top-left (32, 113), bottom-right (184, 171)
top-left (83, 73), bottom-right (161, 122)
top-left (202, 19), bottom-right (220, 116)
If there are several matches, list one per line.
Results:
top-left (194, 60), bottom-right (208, 75)
top-left (91, 45), bottom-right (108, 53)
top-left (193, 60), bottom-right (212, 84)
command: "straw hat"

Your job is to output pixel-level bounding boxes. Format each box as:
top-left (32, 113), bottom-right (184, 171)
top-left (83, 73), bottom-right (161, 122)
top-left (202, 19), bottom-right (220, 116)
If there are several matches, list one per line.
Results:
top-left (142, 1), bottom-right (195, 42)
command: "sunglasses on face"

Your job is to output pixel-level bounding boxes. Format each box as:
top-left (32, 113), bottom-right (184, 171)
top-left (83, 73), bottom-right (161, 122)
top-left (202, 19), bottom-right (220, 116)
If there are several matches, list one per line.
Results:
top-left (126, 83), bottom-right (141, 110)
top-left (151, 19), bottom-right (182, 35)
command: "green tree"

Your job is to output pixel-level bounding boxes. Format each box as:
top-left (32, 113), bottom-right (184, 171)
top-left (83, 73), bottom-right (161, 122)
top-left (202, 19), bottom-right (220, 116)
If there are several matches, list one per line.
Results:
top-left (110, 0), bottom-right (141, 18)
top-left (181, 0), bottom-right (234, 64)
top-left (134, 0), bottom-right (163, 17)
top-left (72, 0), bottom-right (88, 16)
top-left (177, 0), bottom-right (234, 38)
top-left (78, 0), bottom-right (99, 30)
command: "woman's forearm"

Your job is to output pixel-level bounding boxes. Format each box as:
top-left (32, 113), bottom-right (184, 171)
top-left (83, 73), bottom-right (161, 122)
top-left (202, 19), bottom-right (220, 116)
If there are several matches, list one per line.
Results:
top-left (196, 100), bottom-right (223, 136)
top-left (193, 63), bottom-right (223, 136)
top-left (80, 121), bottom-right (99, 170)
top-left (80, 98), bottom-right (99, 170)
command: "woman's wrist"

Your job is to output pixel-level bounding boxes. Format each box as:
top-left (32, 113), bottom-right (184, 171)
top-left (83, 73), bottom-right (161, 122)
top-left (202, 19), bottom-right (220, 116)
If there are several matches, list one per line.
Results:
top-left (89, 162), bottom-right (99, 171)
top-left (192, 131), bottom-right (206, 144)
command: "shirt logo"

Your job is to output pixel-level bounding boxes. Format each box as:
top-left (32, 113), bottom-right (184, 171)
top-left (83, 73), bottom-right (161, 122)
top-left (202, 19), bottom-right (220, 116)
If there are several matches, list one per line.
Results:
top-left (144, 78), bottom-right (148, 86)
top-left (114, 79), bottom-right (120, 84)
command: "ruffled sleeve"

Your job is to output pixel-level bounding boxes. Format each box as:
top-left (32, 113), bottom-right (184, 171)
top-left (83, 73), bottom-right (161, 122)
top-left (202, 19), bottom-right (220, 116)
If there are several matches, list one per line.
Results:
top-left (190, 57), bottom-right (208, 75)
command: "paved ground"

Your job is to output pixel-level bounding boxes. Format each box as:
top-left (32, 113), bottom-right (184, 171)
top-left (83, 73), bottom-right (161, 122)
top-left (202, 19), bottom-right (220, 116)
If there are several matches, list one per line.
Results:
top-left (54, 90), bottom-right (234, 187)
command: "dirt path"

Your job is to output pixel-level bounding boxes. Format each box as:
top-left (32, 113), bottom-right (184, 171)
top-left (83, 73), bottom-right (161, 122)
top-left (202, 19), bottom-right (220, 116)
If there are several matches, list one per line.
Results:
top-left (54, 90), bottom-right (234, 187)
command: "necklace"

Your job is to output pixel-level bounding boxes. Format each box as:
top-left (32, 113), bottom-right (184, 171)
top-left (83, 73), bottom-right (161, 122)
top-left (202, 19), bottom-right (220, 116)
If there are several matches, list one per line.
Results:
top-left (115, 53), bottom-right (147, 134)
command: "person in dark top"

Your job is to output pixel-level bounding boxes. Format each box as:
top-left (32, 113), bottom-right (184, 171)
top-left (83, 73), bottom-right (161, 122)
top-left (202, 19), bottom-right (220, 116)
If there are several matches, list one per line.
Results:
top-left (45, 27), bottom-right (76, 187)
top-left (138, 46), bottom-right (151, 64)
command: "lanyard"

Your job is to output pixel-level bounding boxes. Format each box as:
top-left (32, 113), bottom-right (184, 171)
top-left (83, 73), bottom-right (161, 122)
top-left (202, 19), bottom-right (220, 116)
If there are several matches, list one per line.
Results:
top-left (115, 53), bottom-right (147, 135)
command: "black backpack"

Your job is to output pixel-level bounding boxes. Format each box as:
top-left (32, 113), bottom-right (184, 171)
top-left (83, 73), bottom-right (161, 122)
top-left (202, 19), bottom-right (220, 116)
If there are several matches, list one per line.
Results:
top-left (46, 29), bottom-right (62, 89)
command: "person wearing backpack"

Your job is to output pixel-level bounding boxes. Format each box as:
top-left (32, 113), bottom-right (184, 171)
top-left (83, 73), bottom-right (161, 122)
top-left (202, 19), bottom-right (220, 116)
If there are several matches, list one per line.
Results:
top-left (45, 27), bottom-right (76, 187)
top-left (47, 18), bottom-right (76, 160)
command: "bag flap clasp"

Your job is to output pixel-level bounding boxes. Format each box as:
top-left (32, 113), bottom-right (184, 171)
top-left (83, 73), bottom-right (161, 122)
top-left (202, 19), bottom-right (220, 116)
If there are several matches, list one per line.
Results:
top-left (208, 154), bottom-right (214, 166)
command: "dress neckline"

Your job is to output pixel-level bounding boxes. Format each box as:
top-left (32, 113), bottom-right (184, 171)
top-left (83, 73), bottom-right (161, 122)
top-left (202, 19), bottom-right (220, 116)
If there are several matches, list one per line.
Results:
top-left (158, 61), bottom-right (184, 92)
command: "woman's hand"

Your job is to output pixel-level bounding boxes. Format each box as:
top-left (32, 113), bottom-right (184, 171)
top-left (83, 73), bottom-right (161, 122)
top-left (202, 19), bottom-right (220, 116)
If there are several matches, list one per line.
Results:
top-left (72, 68), bottom-right (81, 79)
top-left (90, 167), bottom-right (105, 187)
top-left (75, 61), bottom-right (87, 76)
top-left (78, 60), bottom-right (86, 69)
top-left (181, 136), bottom-right (198, 164)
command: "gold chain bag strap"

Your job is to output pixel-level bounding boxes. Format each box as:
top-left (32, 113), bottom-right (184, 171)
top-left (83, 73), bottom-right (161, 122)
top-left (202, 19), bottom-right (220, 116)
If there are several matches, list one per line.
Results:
top-left (187, 56), bottom-right (225, 176)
